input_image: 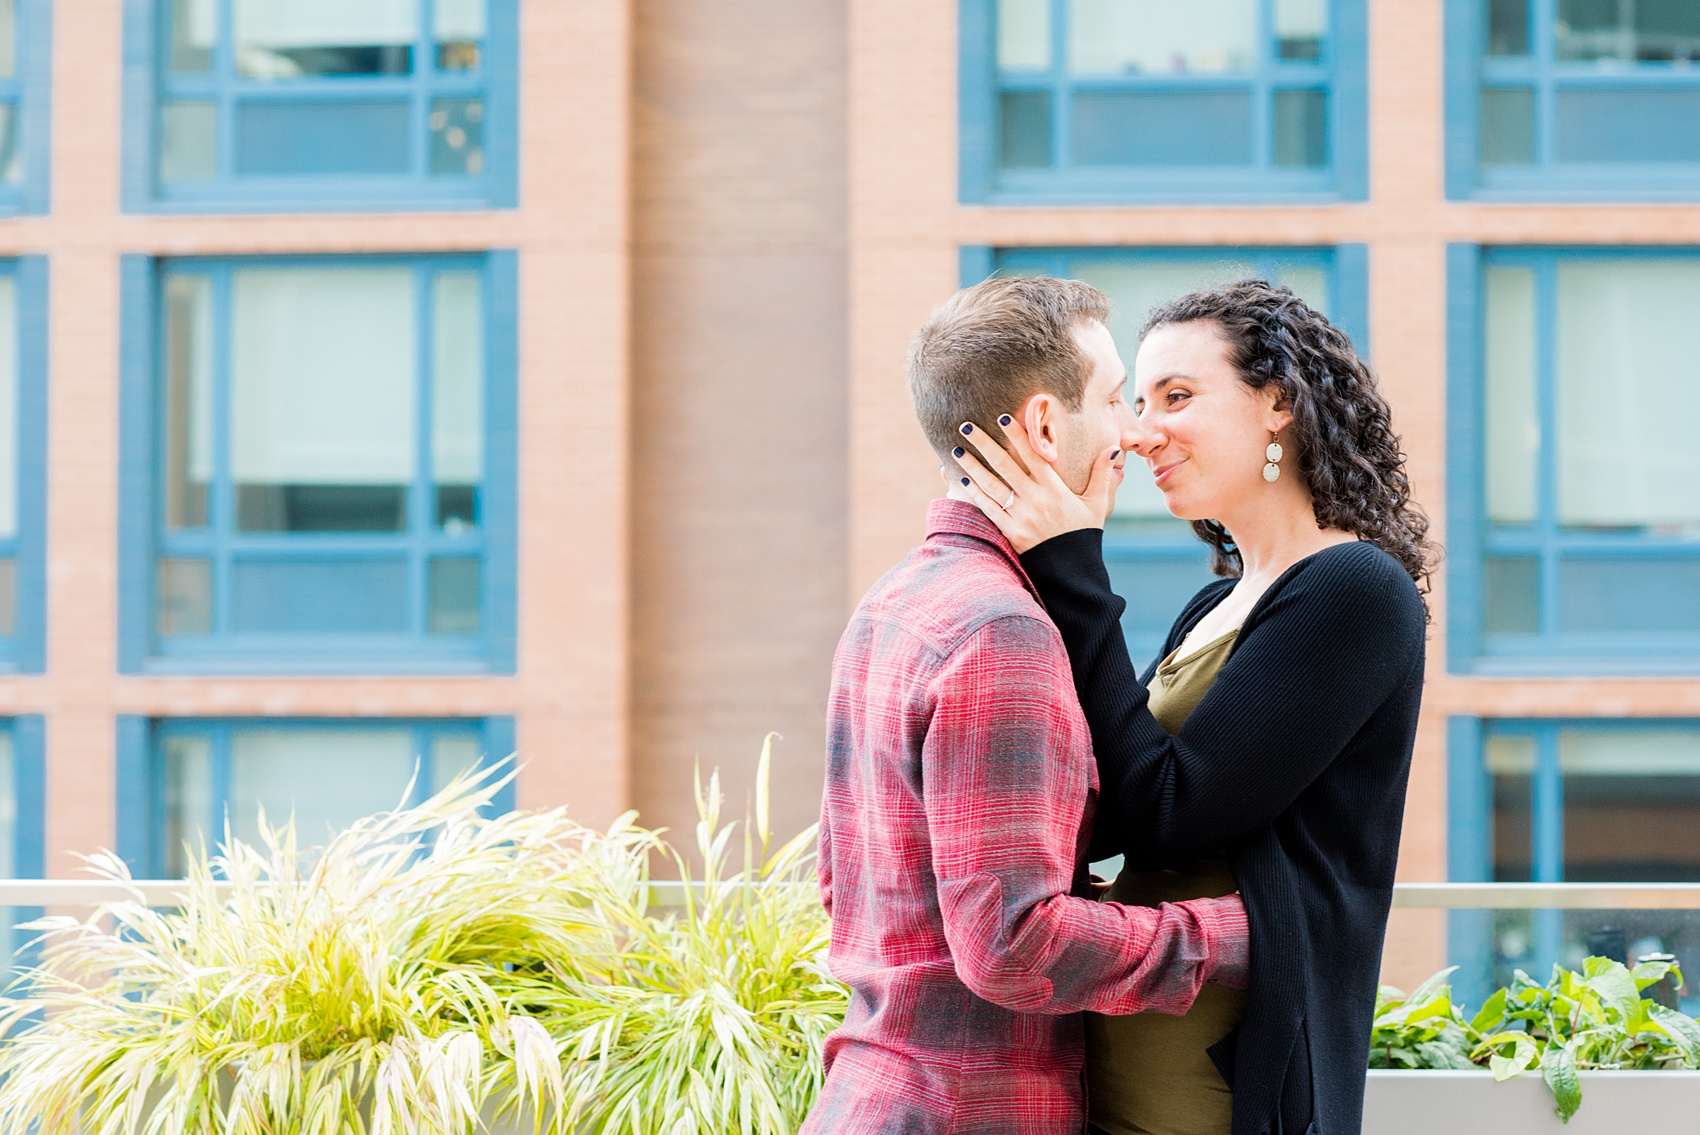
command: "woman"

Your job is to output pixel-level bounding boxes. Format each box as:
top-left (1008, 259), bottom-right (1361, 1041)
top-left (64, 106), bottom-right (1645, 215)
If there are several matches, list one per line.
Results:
top-left (954, 280), bottom-right (1433, 1135)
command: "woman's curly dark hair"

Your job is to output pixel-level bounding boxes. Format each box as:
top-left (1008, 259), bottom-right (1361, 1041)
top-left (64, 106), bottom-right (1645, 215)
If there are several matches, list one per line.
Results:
top-left (1142, 279), bottom-right (1437, 596)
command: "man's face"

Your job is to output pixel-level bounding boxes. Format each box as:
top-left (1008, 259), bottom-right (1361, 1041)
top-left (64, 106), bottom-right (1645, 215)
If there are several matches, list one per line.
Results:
top-left (1052, 319), bottom-right (1135, 494)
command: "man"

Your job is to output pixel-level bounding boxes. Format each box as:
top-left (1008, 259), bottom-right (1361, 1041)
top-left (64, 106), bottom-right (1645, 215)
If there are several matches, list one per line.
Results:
top-left (801, 277), bottom-right (1250, 1135)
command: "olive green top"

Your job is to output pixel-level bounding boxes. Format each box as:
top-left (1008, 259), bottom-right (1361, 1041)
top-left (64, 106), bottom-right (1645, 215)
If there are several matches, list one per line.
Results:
top-left (1086, 628), bottom-right (1244, 1135)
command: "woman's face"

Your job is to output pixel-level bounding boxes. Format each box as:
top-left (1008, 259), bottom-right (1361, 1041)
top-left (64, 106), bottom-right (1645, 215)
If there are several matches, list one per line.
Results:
top-left (1129, 320), bottom-right (1289, 523)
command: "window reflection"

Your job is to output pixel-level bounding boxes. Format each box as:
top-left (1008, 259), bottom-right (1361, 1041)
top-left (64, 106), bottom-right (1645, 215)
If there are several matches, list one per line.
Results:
top-left (1557, 0), bottom-right (1700, 64)
top-left (433, 0), bottom-right (485, 70)
top-left (1554, 261), bottom-right (1700, 532)
top-left (234, 0), bottom-right (415, 79)
top-left (229, 267), bottom-right (416, 533)
top-left (1069, 0), bottom-right (1257, 75)
top-left (1560, 729), bottom-right (1700, 882)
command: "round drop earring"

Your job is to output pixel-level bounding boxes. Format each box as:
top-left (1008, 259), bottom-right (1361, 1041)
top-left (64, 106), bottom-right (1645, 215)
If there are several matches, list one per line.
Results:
top-left (1262, 433), bottom-right (1283, 483)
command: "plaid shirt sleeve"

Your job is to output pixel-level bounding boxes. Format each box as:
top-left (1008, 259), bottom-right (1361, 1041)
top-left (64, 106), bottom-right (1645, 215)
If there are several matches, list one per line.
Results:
top-left (923, 614), bottom-right (1249, 1015)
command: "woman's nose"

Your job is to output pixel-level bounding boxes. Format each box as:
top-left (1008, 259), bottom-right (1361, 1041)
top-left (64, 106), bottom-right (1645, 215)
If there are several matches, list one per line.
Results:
top-left (1126, 413), bottom-right (1162, 456)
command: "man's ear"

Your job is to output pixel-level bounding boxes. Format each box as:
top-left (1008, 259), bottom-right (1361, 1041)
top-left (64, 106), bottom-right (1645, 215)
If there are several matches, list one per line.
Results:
top-left (1021, 392), bottom-right (1063, 467)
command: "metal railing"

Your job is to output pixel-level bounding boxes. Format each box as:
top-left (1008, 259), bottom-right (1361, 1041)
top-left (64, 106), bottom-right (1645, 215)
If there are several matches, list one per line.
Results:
top-left (0, 880), bottom-right (1693, 909)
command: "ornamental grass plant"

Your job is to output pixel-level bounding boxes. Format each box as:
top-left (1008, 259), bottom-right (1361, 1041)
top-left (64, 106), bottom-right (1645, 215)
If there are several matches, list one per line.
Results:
top-left (0, 734), bottom-right (846, 1135)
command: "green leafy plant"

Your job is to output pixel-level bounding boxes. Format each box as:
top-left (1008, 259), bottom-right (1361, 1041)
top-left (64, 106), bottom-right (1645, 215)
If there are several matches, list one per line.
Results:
top-left (0, 735), bottom-right (847, 1135)
top-left (1370, 966), bottom-right (1477, 1070)
top-left (1372, 957), bottom-right (1700, 1124)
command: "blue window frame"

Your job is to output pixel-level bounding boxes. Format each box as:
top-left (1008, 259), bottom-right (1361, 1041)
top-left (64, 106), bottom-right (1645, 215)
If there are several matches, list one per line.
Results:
top-left (1448, 245), bottom-right (1700, 673)
top-left (1448, 716), bottom-right (1700, 1011)
top-left (0, 717), bottom-right (46, 977)
top-left (1447, 0), bottom-right (1700, 199)
top-left (0, 1), bottom-right (50, 215)
top-left (123, 0), bottom-right (517, 212)
top-left (960, 0), bottom-right (1368, 203)
top-left (116, 715), bottom-right (515, 878)
top-left (965, 244), bottom-right (1368, 662)
top-left (0, 0), bottom-right (51, 215)
top-left (117, 252), bottom-right (517, 674)
top-left (0, 258), bottom-right (46, 674)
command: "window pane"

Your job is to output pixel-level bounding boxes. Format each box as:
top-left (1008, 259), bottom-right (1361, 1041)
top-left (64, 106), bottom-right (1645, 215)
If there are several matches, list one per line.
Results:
top-left (0, 732), bottom-right (13, 880)
top-left (230, 267), bottom-right (417, 533)
top-left (1483, 556), bottom-right (1539, 634)
top-left (1274, 0), bottom-right (1326, 60)
top-left (1480, 87), bottom-right (1535, 166)
top-left (429, 98), bottom-right (484, 176)
top-left (1555, 261), bottom-right (1700, 529)
top-left (0, 275), bottom-right (14, 540)
top-left (999, 91), bottom-right (1052, 168)
top-left (169, 0), bottom-right (215, 73)
top-left (1072, 259), bottom-right (1249, 523)
top-left (233, 99), bottom-right (411, 176)
top-left (1274, 264), bottom-right (1329, 314)
top-left (998, 0), bottom-right (1051, 70)
top-left (160, 734), bottom-right (211, 877)
top-left (1272, 89), bottom-right (1327, 167)
top-left (163, 275), bottom-right (211, 529)
top-left (1556, 0), bottom-right (1700, 63)
top-left (228, 727), bottom-right (415, 849)
top-left (1554, 88), bottom-right (1700, 164)
top-left (429, 734), bottom-right (481, 796)
top-left (1558, 556), bottom-right (1700, 634)
top-left (0, 0), bottom-right (15, 78)
top-left (0, 103), bottom-right (20, 185)
top-left (428, 557), bottom-right (480, 635)
top-left (229, 556), bottom-right (409, 633)
top-left (0, 559), bottom-right (14, 636)
top-left (432, 271), bottom-right (483, 530)
top-left (433, 0), bottom-right (484, 70)
top-left (1488, 733), bottom-right (1534, 882)
top-left (1104, 554), bottom-right (1218, 661)
top-left (1484, 265), bottom-right (1537, 524)
top-left (1072, 90), bottom-right (1254, 166)
top-left (1487, 0), bottom-right (1529, 56)
top-left (1069, 0), bottom-right (1256, 75)
top-left (158, 101), bottom-right (218, 182)
top-left (234, 0), bottom-right (416, 78)
top-left (1560, 728), bottom-right (1700, 881)
top-left (156, 557), bottom-right (212, 636)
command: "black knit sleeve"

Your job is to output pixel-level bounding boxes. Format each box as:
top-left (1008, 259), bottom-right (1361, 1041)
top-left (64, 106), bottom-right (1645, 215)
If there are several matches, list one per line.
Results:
top-left (1021, 533), bottom-right (1426, 866)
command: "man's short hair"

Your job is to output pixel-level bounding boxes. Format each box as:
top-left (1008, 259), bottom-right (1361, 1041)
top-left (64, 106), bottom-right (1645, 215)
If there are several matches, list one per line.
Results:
top-left (907, 275), bottom-right (1111, 463)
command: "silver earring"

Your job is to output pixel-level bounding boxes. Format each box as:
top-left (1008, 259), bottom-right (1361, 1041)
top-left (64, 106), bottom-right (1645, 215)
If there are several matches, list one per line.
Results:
top-left (1263, 433), bottom-right (1283, 483)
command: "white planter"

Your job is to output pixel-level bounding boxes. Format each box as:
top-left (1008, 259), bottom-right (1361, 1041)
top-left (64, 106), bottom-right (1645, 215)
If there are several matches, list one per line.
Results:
top-left (1363, 1069), bottom-right (1700, 1135)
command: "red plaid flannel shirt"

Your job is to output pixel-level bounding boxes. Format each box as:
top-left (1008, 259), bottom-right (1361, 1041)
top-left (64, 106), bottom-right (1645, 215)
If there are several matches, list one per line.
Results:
top-left (802, 500), bottom-right (1249, 1135)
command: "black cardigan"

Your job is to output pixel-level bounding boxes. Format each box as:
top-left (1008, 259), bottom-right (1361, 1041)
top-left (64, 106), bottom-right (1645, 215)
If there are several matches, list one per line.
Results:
top-left (1020, 533), bottom-right (1426, 1135)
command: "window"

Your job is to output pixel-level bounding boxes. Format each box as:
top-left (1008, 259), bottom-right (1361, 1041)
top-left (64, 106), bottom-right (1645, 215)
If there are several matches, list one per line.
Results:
top-left (118, 254), bottom-right (517, 673)
top-left (1450, 0), bottom-right (1700, 198)
top-left (0, 259), bottom-right (46, 674)
top-left (127, 0), bottom-right (516, 211)
top-left (1448, 247), bottom-right (1700, 671)
top-left (967, 245), bottom-right (1367, 663)
top-left (0, 718), bottom-right (45, 979)
top-left (116, 717), bottom-right (514, 878)
top-left (1449, 718), bottom-right (1700, 1010)
top-left (0, 0), bottom-right (49, 214)
top-left (960, 0), bottom-right (1367, 203)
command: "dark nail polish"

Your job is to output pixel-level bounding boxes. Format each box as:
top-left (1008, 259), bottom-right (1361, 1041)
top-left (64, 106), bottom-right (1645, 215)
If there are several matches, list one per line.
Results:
top-left (998, 414), bottom-right (1012, 427)
top-left (960, 477), bottom-right (970, 487)
top-left (952, 446), bottom-right (964, 459)
top-left (960, 423), bottom-right (973, 435)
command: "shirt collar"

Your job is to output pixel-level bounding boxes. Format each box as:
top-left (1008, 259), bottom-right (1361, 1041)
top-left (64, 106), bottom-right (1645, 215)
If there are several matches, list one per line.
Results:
top-left (924, 498), bottom-right (1044, 604)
